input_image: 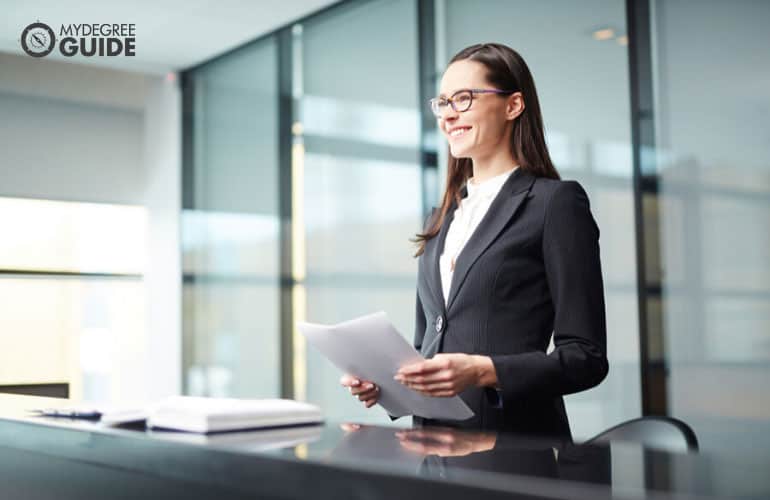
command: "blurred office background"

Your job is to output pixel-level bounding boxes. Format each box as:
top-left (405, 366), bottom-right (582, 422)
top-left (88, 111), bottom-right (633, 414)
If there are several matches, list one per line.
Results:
top-left (0, 0), bottom-right (768, 457)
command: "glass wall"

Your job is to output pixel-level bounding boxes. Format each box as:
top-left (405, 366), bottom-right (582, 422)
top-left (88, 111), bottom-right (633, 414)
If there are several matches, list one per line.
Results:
top-left (297, 0), bottom-right (422, 425)
top-left (439, 0), bottom-right (641, 438)
top-left (0, 197), bottom-right (146, 402)
top-left (182, 38), bottom-right (281, 398)
top-left (182, 0), bottom-right (638, 433)
top-left (650, 0), bottom-right (770, 457)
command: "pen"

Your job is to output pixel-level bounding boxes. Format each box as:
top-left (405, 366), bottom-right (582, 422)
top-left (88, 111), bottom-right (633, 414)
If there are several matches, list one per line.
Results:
top-left (27, 408), bottom-right (102, 420)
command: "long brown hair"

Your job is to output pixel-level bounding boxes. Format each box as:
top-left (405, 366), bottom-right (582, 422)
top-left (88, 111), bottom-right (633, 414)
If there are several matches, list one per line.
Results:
top-left (413, 43), bottom-right (560, 257)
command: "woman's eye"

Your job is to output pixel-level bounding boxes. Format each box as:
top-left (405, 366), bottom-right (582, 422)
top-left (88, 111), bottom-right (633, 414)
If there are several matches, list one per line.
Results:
top-left (455, 94), bottom-right (471, 104)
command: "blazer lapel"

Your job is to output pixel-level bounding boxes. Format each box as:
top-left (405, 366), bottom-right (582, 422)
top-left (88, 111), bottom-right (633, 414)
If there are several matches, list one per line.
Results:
top-left (445, 169), bottom-right (537, 312)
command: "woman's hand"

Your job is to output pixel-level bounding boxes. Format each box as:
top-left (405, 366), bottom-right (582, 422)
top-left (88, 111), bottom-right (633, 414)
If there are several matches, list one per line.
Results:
top-left (339, 374), bottom-right (379, 408)
top-left (394, 354), bottom-right (498, 397)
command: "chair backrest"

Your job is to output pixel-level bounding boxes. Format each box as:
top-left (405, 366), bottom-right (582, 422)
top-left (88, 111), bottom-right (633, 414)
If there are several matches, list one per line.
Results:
top-left (586, 416), bottom-right (699, 453)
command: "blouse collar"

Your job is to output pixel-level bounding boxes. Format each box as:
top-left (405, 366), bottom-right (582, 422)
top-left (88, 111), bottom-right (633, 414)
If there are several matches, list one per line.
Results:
top-left (466, 165), bottom-right (520, 200)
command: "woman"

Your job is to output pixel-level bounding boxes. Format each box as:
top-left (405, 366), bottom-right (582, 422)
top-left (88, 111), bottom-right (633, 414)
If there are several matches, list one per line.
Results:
top-left (341, 43), bottom-right (608, 439)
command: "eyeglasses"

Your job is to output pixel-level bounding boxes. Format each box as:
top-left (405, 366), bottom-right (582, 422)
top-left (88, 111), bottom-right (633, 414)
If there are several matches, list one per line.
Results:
top-left (429, 88), bottom-right (516, 118)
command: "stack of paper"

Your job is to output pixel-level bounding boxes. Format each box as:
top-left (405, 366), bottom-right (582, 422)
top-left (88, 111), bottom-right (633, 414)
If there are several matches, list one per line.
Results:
top-left (146, 396), bottom-right (323, 433)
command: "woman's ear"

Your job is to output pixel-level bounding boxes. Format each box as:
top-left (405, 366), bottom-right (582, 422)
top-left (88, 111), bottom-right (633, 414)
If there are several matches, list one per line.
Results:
top-left (506, 92), bottom-right (525, 121)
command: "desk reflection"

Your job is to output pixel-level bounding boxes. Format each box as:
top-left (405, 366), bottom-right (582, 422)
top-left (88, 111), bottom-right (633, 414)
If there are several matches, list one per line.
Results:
top-left (332, 423), bottom-right (610, 486)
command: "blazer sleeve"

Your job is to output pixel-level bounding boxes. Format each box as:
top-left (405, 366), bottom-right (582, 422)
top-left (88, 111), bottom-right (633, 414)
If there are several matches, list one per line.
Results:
top-left (490, 180), bottom-right (609, 403)
top-left (413, 207), bottom-right (436, 352)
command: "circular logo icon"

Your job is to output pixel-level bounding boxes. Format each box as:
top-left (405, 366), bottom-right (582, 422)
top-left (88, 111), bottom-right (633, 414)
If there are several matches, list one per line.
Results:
top-left (21, 22), bottom-right (56, 58)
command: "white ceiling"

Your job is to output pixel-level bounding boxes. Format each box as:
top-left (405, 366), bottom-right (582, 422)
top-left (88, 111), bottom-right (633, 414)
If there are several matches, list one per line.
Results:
top-left (0, 0), bottom-right (339, 74)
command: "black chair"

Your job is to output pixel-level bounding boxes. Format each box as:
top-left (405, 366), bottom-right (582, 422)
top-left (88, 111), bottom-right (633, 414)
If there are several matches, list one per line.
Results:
top-left (586, 416), bottom-right (699, 453)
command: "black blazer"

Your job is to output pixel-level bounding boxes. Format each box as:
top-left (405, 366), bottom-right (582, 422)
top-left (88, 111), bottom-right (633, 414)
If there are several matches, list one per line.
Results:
top-left (414, 168), bottom-right (609, 439)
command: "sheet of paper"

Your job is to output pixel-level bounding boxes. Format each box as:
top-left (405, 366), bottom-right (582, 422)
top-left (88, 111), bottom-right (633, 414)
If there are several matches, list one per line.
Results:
top-left (298, 311), bottom-right (473, 421)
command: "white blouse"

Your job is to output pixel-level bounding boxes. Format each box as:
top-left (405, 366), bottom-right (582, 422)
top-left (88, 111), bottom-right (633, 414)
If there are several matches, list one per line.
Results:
top-left (439, 166), bottom-right (519, 305)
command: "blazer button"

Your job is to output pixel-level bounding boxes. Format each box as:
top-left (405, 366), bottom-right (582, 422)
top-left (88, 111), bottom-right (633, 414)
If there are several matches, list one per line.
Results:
top-left (435, 315), bottom-right (444, 333)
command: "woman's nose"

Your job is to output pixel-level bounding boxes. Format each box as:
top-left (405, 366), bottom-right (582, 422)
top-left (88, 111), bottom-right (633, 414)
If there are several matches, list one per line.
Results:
top-left (442, 111), bottom-right (459, 127)
top-left (442, 106), bottom-right (459, 120)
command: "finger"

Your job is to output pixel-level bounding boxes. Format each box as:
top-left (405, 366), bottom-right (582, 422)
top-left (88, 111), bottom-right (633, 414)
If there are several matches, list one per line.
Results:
top-left (357, 389), bottom-right (378, 401)
top-left (400, 371), bottom-right (451, 384)
top-left (404, 382), bottom-right (457, 392)
top-left (419, 431), bottom-right (456, 444)
top-left (356, 385), bottom-right (379, 399)
top-left (397, 357), bottom-right (449, 376)
top-left (413, 388), bottom-right (457, 397)
top-left (397, 359), bottom-right (445, 377)
top-left (395, 363), bottom-right (423, 376)
top-left (399, 440), bottom-right (453, 457)
top-left (340, 375), bottom-right (362, 387)
top-left (398, 428), bottom-right (450, 442)
top-left (398, 440), bottom-right (431, 454)
top-left (364, 398), bottom-right (378, 408)
top-left (396, 429), bottom-right (428, 440)
top-left (350, 383), bottom-right (376, 396)
top-left (402, 380), bottom-right (454, 391)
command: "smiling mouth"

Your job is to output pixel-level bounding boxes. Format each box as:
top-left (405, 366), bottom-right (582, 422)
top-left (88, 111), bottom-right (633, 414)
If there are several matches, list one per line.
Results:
top-left (448, 126), bottom-right (471, 138)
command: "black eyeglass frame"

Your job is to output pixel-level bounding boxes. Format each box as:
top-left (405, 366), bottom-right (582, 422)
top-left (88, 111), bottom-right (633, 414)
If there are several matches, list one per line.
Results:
top-left (429, 88), bottom-right (517, 118)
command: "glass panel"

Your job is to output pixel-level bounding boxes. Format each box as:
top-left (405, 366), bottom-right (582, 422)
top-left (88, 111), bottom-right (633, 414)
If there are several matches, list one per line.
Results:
top-left (182, 210), bottom-right (279, 277)
top-left (0, 197), bottom-right (146, 274)
top-left (652, 0), bottom-right (770, 457)
top-left (299, 0), bottom-right (421, 425)
top-left (183, 282), bottom-right (280, 397)
top-left (182, 37), bottom-right (281, 399)
top-left (441, 0), bottom-right (638, 438)
top-left (0, 277), bottom-right (145, 403)
top-left (701, 196), bottom-right (770, 293)
top-left (303, 155), bottom-right (421, 276)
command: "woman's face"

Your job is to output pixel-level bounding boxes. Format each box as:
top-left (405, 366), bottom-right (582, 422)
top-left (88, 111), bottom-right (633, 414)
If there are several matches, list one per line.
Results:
top-left (437, 59), bottom-right (520, 160)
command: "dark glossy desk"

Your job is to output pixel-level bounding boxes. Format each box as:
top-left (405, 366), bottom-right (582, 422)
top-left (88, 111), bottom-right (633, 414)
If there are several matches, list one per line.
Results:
top-left (0, 394), bottom-right (766, 499)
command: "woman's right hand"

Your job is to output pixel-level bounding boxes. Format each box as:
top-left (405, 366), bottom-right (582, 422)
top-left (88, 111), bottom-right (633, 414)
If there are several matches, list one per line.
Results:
top-left (339, 374), bottom-right (379, 408)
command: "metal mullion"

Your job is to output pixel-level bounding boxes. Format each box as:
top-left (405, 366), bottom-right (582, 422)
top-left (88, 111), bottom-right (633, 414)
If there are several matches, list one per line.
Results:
top-left (626, 0), bottom-right (666, 416)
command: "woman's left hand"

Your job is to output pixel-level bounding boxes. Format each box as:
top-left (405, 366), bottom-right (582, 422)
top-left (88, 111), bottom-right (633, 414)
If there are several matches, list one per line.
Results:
top-left (394, 353), bottom-right (493, 397)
